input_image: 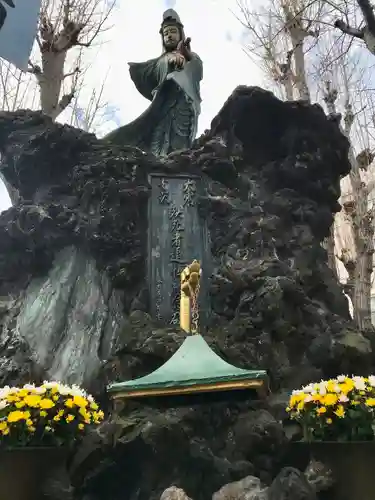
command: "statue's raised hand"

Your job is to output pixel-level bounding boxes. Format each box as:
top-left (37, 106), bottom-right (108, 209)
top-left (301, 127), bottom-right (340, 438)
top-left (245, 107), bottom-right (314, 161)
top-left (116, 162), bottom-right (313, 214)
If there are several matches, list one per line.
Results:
top-left (167, 51), bottom-right (185, 70)
top-left (177, 37), bottom-right (192, 61)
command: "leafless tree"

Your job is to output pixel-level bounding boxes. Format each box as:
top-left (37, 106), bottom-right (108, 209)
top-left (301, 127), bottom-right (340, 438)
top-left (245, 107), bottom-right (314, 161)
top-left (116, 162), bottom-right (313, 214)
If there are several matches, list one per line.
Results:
top-left (324, 68), bottom-right (375, 330)
top-left (26, 0), bottom-right (115, 120)
top-left (236, 0), bottom-right (375, 329)
top-left (235, 0), bottom-right (330, 102)
top-left (69, 69), bottom-right (110, 132)
top-left (235, 0), bottom-right (340, 277)
top-left (0, 0), bottom-right (114, 119)
top-left (0, 0), bottom-right (115, 203)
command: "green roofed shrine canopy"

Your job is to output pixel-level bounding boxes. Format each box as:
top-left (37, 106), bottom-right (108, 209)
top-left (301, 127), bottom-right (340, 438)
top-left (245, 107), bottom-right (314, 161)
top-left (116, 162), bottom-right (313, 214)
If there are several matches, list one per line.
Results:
top-left (107, 335), bottom-right (268, 399)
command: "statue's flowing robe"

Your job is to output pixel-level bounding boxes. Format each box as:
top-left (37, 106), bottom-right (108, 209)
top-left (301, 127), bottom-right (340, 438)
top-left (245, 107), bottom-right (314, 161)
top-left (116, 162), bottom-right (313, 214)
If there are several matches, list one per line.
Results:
top-left (105, 52), bottom-right (202, 156)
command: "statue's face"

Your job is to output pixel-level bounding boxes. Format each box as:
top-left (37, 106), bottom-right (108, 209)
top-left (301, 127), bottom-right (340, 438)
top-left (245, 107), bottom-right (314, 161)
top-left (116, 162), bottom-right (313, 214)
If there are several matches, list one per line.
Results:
top-left (163, 24), bottom-right (181, 51)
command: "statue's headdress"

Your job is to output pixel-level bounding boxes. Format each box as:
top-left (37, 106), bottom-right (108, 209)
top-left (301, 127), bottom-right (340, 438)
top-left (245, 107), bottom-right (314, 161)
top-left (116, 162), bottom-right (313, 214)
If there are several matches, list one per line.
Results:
top-left (159, 9), bottom-right (185, 51)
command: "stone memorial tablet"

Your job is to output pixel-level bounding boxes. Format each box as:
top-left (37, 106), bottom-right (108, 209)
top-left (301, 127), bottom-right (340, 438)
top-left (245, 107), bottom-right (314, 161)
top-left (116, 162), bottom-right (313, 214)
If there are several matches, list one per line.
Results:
top-left (148, 173), bottom-right (210, 326)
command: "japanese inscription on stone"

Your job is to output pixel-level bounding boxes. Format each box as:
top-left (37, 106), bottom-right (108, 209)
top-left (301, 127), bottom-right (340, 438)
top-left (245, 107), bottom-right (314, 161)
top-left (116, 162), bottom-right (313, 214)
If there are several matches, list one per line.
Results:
top-left (148, 173), bottom-right (210, 325)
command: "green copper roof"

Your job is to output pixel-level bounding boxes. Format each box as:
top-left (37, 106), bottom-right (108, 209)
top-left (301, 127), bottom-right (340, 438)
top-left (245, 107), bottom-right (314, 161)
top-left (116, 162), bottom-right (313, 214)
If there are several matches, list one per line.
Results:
top-left (107, 335), bottom-right (268, 395)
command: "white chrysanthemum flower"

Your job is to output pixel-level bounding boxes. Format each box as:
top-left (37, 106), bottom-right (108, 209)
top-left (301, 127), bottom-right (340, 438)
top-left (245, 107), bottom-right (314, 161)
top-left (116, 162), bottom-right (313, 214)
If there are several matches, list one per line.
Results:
top-left (339, 394), bottom-right (349, 403)
top-left (58, 384), bottom-right (73, 395)
top-left (70, 384), bottom-right (87, 397)
top-left (368, 376), bottom-right (375, 387)
top-left (23, 384), bottom-right (36, 390)
top-left (292, 389), bottom-right (303, 395)
top-left (42, 381), bottom-right (61, 389)
top-left (337, 375), bottom-right (347, 383)
top-left (333, 384), bottom-right (341, 393)
top-left (34, 386), bottom-right (46, 394)
top-left (303, 384), bottom-right (314, 393)
top-left (0, 400), bottom-right (8, 410)
top-left (0, 386), bottom-right (10, 399)
top-left (353, 376), bottom-right (366, 391)
top-left (318, 382), bottom-right (327, 395)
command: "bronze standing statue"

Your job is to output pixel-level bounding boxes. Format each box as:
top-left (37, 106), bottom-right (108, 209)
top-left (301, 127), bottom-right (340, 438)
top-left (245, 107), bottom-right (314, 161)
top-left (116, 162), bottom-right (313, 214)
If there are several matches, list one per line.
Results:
top-left (104, 9), bottom-right (203, 156)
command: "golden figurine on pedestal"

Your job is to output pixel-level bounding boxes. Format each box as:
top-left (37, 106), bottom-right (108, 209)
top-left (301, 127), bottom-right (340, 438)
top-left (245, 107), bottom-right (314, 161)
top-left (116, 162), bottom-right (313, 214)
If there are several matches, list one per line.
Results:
top-left (107, 258), bottom-right (269, 401)
top-left (180, 260), bottom-right (201, 334)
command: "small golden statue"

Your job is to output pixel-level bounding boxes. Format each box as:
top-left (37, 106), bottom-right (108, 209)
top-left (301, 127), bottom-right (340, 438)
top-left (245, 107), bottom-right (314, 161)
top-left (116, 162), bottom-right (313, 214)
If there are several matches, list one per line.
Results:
top-left (180, 260), bottom-right (201, 334)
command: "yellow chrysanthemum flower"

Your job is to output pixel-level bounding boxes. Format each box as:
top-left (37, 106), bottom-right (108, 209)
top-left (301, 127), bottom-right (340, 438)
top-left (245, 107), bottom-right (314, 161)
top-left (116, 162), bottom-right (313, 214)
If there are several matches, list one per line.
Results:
top-left (7, 411), bottom-right (26, 423)
top-left (340, 379), bottom-right (355, 394)
top-left (334, 405), bottom-right (345, 418)
top-left (39, 398), bottom-right (55, 409)
top-left (73, 395), bottom-right (88, 408)
top-left (24, 395), bottom-right (41, 407)
top-left (0, 421), bottom-right (8, 432)
top-left (326, 381), bottom-right (338, 393)
top-left (6, 395), bottom-right (19, 403)
top-left (323, 393), bottom-right (338, 406)
top-left (79, 407), bottom-right (90, 420)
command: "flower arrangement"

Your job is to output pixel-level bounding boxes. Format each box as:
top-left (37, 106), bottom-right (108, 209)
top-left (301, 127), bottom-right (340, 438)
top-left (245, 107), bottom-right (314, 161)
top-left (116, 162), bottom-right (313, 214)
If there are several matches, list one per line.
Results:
top-left (287, 375), bottom-right (375, 441)
top-left (0, 381), bottom-right (104, 448)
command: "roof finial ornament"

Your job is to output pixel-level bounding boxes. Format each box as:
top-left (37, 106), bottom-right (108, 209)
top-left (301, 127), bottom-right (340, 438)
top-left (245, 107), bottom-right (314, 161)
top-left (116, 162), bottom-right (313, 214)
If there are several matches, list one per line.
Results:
top-left (180, 260), bottom-right (201, 334)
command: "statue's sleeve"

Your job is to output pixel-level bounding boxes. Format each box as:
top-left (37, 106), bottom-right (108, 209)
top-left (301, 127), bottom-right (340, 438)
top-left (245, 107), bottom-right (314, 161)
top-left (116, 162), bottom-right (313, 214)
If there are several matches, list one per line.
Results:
top-left (187, 52), bottom-right (203, 83)
top-left (128, 57), bottom-right (161, 102)
top-left (166, 52), bottom-right (203, 109)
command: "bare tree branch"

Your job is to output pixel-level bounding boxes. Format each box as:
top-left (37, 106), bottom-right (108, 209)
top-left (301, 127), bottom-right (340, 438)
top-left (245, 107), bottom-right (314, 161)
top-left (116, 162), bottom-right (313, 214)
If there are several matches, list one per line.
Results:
top-left (334, 19), bottom-right (364, 39)
top-left (335, 0), bottom-right (375, 54)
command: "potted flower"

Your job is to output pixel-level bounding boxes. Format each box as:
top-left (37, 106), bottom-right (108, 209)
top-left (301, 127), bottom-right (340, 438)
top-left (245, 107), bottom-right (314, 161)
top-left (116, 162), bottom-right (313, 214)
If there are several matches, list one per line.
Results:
top-left (0, 381), bottom-right (104, 500)
top-left (287, 375), bottom-right (375, 500)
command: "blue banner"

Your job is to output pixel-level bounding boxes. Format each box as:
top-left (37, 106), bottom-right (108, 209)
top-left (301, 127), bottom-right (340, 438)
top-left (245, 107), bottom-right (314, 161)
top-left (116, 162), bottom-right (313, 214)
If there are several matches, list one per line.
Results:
top-left (0, 0), bottom-right (41, 70)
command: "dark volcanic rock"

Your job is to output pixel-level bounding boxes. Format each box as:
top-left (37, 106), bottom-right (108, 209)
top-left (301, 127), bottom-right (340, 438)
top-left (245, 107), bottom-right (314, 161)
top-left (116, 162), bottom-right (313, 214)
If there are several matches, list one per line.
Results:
top-left (0, 86), bottom-right (371, 499)
top-left (212, 467), bottom-right (317, 500)
top-left (268, 467), bottom-right (317, 499)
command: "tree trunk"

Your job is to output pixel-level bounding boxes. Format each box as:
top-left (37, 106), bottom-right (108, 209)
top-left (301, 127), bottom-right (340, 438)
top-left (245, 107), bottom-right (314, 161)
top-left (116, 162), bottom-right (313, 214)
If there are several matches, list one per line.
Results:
top-left (38, 50), bottom-right (67, 120)
top-left (347, 146), bottom-right (374, 330)
top-left (292, 40), bottom-right (311, 101)
top-left (324, 226), bottom-right (339, 281)
top-left (352, 242), bottom-right (373, 329)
